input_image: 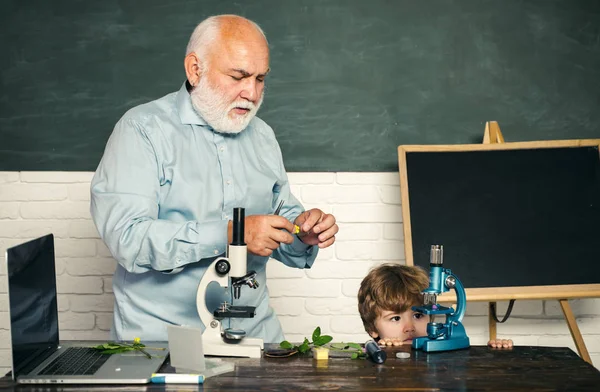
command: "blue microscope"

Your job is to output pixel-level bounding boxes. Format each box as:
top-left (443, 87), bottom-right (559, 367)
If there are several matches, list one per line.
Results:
top-left (412, 245), bottom-right (470, 352)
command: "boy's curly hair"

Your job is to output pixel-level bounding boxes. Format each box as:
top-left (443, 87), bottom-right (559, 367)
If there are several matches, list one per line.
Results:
top-left (358, 263), bottom-right (429, 336)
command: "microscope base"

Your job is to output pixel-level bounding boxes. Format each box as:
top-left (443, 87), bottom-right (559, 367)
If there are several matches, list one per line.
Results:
top-left (412, 336), bottom-right (470, 352)
top-left (203, 337), bottom-right (264, 359)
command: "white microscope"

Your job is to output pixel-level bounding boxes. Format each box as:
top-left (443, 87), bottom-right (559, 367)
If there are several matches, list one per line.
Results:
top-left (195, 207), bottom-right (264, 358)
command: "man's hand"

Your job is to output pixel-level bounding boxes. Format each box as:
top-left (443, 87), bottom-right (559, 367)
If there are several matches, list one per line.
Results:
top-left (294, 208), bottom-right (338, 248)
top-left (229, 215), bottom-right (295, 257)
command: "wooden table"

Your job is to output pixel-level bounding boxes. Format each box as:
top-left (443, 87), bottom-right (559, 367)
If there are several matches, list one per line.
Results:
top-left (1, 345), bottom-right (598, 391)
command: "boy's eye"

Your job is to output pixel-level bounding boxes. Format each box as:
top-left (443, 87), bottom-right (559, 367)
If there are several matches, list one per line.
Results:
top-left (414, 312), bottom-right (425, 319)
top-left (390, 316), bottom-right (401, 322)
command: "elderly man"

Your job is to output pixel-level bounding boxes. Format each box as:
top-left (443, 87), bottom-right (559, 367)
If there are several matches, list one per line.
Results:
top-left (91, 15), bottom-right (338, 342)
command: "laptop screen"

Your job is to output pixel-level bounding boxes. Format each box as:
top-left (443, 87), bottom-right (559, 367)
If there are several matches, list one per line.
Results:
top-left (6, 234), bottom-right (59, 375)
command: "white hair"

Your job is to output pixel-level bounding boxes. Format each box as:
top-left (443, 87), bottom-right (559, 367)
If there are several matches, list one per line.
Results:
top-left (185, 15), bottom-right (268, 71)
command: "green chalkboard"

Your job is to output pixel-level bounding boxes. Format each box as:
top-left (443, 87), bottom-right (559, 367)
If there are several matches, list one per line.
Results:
top-left (1, 0), bottom-right (600, 172)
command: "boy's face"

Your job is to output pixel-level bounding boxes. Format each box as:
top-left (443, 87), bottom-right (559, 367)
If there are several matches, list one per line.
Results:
top-left (369, 308), bottom-right (429, 344)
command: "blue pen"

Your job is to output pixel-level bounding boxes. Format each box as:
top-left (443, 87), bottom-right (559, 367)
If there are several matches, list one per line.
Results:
top-left (150, 373), bottom-right (204, 384)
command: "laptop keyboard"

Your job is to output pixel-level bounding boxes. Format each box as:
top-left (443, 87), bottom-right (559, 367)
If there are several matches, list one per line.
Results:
top-left (38, 347), bottom-right (110, 376)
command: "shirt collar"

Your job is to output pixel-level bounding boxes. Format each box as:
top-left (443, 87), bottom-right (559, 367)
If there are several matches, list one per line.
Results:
top-left (176, 81), bottom-right (209, 127)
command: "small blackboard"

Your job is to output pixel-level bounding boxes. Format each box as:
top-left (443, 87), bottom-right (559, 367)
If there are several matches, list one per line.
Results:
top-left (399, 140), bottom-right (600, 299)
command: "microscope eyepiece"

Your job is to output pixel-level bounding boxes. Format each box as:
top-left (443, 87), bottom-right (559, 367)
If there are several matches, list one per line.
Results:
top-left (430, 245), bottom-right (443, 265)
top-left (231, 208), bottom-right (245, 246)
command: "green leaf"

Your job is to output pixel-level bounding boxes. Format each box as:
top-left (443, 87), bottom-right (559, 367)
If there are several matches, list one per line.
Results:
top-left (312, 326), bottom-right (321, 342)
top-left (280, 341), bottom-right (294, 349)
top-left (91, 341), bottom-right (153, 359)
top-left (94, 343), bottom-right (127, 352)
top-left (351, 352), bottom-right (358, 359)
top-left (298, 339), bottom-right (310, 353)
top-left (314, 335), bottom-right (333, 346)
top-left (329, 343), bottom-right (350, 350)
top-left (137, 347), bottom-right (152, 359)
top-left (278, 329), bottom-right (363, 357)
top-left (100, 348), bottom-right (129, 354)
top-left (298, 344), bottom-right (310, 354)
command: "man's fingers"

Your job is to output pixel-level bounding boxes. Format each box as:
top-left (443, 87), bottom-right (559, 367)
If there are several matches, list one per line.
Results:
top-left (312, 213), bottom-right (335, 234)
top-left (258, 248), bottom-right (273, 257)
top-left (300, 209), bottom-right (322, 232)
top-left (271, 229), bottom-right (294, 245)
top-left (269, 215), bottom-right (295, 232)
top-left (249, 238), bottom-right (279, 257)
top-left (263, 238), bottom-right (280, 251)
top-left (318, 237), bottom-right (336, 249)
top-left (316, 223), bottom-right (339, 242)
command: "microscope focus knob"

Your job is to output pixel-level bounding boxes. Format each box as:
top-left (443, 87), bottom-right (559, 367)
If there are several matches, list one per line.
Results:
top-left (215, 259), bottom-right (231, 275)
top-left (445, 275), bottom-right (456, 289)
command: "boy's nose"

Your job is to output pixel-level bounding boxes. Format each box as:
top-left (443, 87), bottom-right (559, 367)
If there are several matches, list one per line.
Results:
top-left (403, 321), bottom-right (415, 333)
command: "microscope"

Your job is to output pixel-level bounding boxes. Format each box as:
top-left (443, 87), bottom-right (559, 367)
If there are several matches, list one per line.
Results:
top-left (412, 245), bottom-right (470, 352)
top-left (195, 207), bottom-right (263, 358)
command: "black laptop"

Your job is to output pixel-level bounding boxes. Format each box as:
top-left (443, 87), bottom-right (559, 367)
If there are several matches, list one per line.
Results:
top-left (5, 234), bottom-right (169, 384)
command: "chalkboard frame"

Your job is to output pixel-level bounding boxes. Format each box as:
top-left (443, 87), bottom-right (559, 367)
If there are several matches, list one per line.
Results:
top-left (398, 139), bottom-right (600, 302)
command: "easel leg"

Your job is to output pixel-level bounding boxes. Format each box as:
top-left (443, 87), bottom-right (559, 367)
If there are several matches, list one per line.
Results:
top-left (488, 302), bottom-right (497, 341)
top-left (559, 299), bottom-right (592, 364)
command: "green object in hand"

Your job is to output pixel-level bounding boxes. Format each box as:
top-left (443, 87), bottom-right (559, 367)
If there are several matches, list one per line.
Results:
top-left (92, 339), bottom-right (152, 359)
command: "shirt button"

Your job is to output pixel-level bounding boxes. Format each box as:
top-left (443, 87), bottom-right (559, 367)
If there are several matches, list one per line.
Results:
top-left (214, 249), bottom-right (219, 255)
top-left (219, 146), bottom-right (225, 153)
top-left (226, 180), bottom-right (232, 185)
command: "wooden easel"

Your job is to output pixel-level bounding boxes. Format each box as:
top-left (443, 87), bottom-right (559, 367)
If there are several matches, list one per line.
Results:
top-left (482, 121), bottom-right (592, 364)
top-left (482, 121), bottom-right (505, 144)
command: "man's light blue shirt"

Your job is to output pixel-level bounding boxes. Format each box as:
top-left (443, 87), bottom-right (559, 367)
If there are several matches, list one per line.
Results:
top-left (90, 83), bottom-right (317, 343)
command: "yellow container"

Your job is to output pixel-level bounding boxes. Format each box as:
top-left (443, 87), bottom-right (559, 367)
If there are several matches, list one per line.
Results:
top-left (312, 347), bottom-right (329, 360)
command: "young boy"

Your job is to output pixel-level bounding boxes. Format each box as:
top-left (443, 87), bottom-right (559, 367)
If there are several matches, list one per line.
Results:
top-left (358, 263), bottom-right (512, 348)
top-left (358, 263), bottom-right (430, 346)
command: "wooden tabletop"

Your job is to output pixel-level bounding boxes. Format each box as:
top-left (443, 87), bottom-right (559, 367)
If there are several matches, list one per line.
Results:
top-left (1, 345), bottom-right (599, 391)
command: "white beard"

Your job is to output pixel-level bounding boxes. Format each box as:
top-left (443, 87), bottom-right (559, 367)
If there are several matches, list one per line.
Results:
top-left (190, 76), bottom-right (263, 134)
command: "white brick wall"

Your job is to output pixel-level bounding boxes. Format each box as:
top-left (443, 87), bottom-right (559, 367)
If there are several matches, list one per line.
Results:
top-left (0, 171), bottom-right (598, 376)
